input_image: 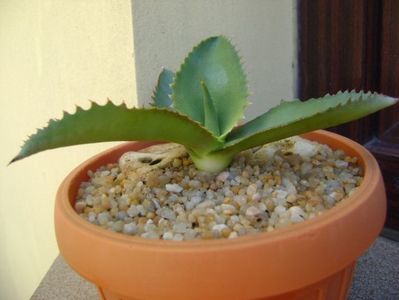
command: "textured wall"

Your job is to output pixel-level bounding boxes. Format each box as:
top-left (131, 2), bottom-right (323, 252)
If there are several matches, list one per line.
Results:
top-left (132, 0), bottom-right (297, 119)
top-left (0, 1), bottom-right (135, 299)
top-left (0, 1), bottom-right (296, 299)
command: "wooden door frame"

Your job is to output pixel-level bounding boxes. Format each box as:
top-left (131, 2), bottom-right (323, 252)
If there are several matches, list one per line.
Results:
top-left (298, 0), bottom-right (399, 230)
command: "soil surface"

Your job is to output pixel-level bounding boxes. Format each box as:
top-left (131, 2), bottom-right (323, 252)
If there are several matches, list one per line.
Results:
top-left (75, 137), bottom-right (363, 240)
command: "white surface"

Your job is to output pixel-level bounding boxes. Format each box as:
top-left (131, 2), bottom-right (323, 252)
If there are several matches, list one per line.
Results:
top-left (0, 1), bottom-right (135, 299)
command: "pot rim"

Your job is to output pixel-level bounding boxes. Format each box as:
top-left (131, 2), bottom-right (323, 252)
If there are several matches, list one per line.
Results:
top-left (56, 130), bottom-right (380, 251)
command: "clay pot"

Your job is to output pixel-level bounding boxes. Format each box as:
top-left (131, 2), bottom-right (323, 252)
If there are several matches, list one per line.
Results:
top-left (54, 130), bottom-right (386, 300)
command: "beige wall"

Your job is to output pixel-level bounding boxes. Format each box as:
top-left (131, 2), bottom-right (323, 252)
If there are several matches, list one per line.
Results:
top-left (0, 1), bottom-right (136, 299)
top-left (0, 0), bottom-right (296, 299)
top-left (132, 0), bottom-right (297, 119)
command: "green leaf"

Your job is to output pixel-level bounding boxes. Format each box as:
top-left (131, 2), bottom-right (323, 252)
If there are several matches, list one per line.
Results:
top-left (201, 80), bottom-right (220, 136)
top-left (11, 101), bottom-right (222, 163)
top-left (152, 68), bottom-right (175, 108)
top-left (172, 36), bottom-right (248, 137)
top-left (220, 91), bottom-right (398, 154)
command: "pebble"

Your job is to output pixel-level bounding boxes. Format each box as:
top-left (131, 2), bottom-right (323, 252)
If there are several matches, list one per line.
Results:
top-left (165, 183), bottom-right (183, 193)
top-left (97, 212), bottom-right (110, 225)
top-left (245, 206), bottom-right (261, 218)
top-left (282, 177), bottom-right (297, 195)
top-left (335, 160), bottom-right (349, 168)
top-left (221, 204), bottom-right (237, 215)
top-left (162, 231), bottom-right (174, 240)
top-left (156, 207), bottom-right (176, 220)
top-left (293, 138), bottom-right (318, 158)
top-left (212, 224), bottom-right (228, 232)
top-left (76, 137), bottom-right (363, 241)
top-left (228, 231), bottom-right (238, 239)
top-left (173, 234), bottom-right (184, 241)
top-left (216, 171), bottom-right (230, 182)
top-left (123, 222), bottom-right (137, 234)
top-left (288, 206), bottom-right (305, 223)
top-left (141, 232), bottom-right (160, 239)
top-left (127, 205), bottom-right (139, 217)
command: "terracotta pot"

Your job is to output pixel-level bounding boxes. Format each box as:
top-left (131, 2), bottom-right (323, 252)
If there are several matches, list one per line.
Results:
top-left (54, 130), bottom-right (386, 300)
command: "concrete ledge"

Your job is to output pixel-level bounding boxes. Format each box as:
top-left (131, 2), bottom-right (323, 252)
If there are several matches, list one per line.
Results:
top-left (31, 237), bottom-right (399, 299)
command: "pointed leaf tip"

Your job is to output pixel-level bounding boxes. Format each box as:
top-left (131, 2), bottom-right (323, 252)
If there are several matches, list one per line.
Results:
top-left (173, 35), bottom-right (248, 137)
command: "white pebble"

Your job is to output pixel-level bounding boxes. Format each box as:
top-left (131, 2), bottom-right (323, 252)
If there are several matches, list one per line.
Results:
top-left (335, 160), bottom-right (349, 168)
top-left (141, 232), bottom-right (160, 239)
top-left (110, 199), bottom-right (118, 209)
top-left (233, 195), bottom-right (247, 206)
top-left (184, 229), bottom-right (197, 240)
top-left (197, 200), bottom-right (215, 209)
top-left (173, 234), bottom-right (184, 241)
top-left (162, 231), bottom-right (174, 240)
top-left (228, 231), bottom-right (238, 239)
top-left (165, 183), bottom-right (183, 193)
top-left (288, 206), bottom-right (305, 223)
top-left (330, 191), bottom-right (343, 201)
top-left (189, 180), bottom-right (202, 188)
top-left (293, 138), bottom-right (318, 158)
top-left (151, 198), bottom-right (161, 209)
top-left (117, 211), bottom-right (127, 220)
top-left (230, 215), bottom-right (240, 225)
top-left (275, 190), bottom-right (288, 200)
top-left (97, 212), bottom-right (111, 225)
top-left (157, 207), bottom-right (176, 220)
top-left (100, 170), bottom-right (110, 177)
top-left (246, 184), bottom-right (257, 196)
top-left (221, 204), bottom-right (237, 215)
top-left (173, 222), bottom-right (188, 233)
top-left (127, 205), bottom-right (139, 217)
top-left (185, 196), bottom-right (203, 210)
top-left (288, 205), bottom-right (304, 215)
top-left (282, 177), bottom-right (297, 195)
top-left (246, 206), bottom-right (261, 218)
top-left (274, 205), bottom-right (287, 216)
top-left (216, 171), bottom-right (230, 182)
top-left (324, 195), bottom-right (336, 205)
top-left (136, 204), bottom-right (146, 216)
top-left (258, 203), bottom-right (267, 212)
top-left (212, 224), bottom-right (228, 232)
top-left (144, 222), bottom-right (157, 232)
top-left (290, 215), bottom-right (305, 223)
top-left (88, 212), bottom-right (97, 223)
top-left (123, 222), bottom-right (137, 234)
top-left (251, 193), bottom-right (262, 201)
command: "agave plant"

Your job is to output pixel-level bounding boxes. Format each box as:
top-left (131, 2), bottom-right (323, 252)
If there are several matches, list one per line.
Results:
top-left (11, 36), bottom-right (397, 172)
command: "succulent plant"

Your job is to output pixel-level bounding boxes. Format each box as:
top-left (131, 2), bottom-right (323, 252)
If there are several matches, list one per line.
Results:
top-left (11, 36), bottom-right (397, 172)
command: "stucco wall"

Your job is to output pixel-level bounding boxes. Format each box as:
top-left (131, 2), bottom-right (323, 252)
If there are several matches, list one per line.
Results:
top-left (0, 1), bottom-right (296, 299)
top-left (0, 1), bottom-right (135, 299)
top-left (132, 0), bottom-right (297, 119)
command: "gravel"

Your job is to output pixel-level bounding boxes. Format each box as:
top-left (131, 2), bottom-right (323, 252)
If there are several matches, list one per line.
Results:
top-left (75, 136), bottom-right (363, 240)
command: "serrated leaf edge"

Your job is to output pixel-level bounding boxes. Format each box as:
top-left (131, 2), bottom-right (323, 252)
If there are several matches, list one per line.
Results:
top-left (222, 91), bottom-right (397, 150)
top-left (10, 100), bottom-right (223, 164)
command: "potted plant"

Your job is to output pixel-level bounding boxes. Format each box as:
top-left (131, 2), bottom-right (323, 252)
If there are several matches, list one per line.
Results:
top-left (11, 36), bottom-right (397, 300)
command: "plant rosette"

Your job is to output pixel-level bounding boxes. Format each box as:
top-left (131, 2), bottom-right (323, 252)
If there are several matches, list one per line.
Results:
top-left (55, 130), bottom-right (386, 300)
top-left (11, 36), bottom-right (396, 299)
